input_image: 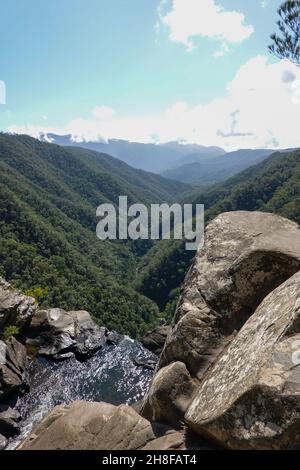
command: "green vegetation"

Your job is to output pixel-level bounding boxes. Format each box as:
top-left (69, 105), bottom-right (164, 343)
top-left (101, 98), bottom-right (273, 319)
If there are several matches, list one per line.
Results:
top-left (0, 133), bottom-right (299, 334)
top-left (0, 133), bottom-right (188, 337)
top-left (3, 325), bottom-right (20, 341)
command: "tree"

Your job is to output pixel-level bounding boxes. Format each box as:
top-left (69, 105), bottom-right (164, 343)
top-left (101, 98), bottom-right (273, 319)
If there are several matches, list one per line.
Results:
top-left (269, 1), bottom-right (300, 66)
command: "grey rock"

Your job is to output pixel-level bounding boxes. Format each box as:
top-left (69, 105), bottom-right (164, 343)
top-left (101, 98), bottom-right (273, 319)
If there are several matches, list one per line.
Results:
top-left (142, 324), bottom-right (172, 355)
top-left (142, 211), bottom-right (300, 439)
top-left (141, 430), bottom-right (185, 450)
top-left (0, 405), bottom-right (21, 437)
top-left (0, 337), bottom-right (29, 399)
top-left (0, 278), bottom-right (36, 333)
top-left (106, 330), bottom-right (124, 345)
top-left (26, 308), bottom-right (107, 360)
top-left (141, 362), bottom-right (197, 428)
top-left (159, 212), bottom-right (300, 378)
top-left (0, 434), bottom-right (7, 450)
top-left (133, 357), bottom-right (157, 370)
top-left (185, 271), bottom-right (300, 450)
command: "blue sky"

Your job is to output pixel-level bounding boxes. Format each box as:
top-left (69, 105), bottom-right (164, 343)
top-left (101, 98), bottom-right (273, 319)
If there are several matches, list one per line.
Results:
top-left (1, 0), bottom-right (300, 150)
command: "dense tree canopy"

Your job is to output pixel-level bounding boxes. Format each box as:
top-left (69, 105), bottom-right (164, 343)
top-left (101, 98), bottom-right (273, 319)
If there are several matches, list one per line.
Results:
top-left (0, 134), bottom-right (299, 334)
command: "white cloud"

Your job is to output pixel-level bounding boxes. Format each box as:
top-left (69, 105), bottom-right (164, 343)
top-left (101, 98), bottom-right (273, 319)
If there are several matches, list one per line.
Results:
top-left (7, 57), bottom-right (300, 151)
top-left (213, 41), bottom-right (229, 58)
top-left (157, 0), bottom-right (254, 53)
top-left (91, 105), bottom-right (115, 120)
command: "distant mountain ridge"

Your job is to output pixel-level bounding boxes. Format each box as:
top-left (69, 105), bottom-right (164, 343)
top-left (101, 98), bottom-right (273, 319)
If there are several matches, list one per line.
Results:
top-left (39, 133), bottom-right (289, 186)
top-left (39, 133), bottom-right (225, 174)
top-left (162, 149), bottom-right (276, 185)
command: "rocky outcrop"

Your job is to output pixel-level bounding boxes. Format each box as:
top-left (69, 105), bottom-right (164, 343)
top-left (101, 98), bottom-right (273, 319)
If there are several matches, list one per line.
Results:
top-left (18, 401), bottom-right (156, 450)
top-left (0, 278), bottom-right (36, 334)
top-left (159, 212), bottom-right (300, 378)
top-left (142, 324), bottom-right (171, 355)
top-left (142, 362), bottom-right (197, 427)
top-left (185, 271), bottom-right (300, 450)
top-left (0, 405), bottom-right (21, 438)
top-left (142, 211), bottom-right (300, 449)
top-left (0, 337), bottom-right (28, 399)
top-left (18, 400), bottom-right (214, 450)
top-left (26, 308), bottom-right (107, 360)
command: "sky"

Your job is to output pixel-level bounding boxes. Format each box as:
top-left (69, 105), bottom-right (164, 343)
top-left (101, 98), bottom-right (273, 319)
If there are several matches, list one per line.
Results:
top-left (1, 0), bottom-right (300, 150)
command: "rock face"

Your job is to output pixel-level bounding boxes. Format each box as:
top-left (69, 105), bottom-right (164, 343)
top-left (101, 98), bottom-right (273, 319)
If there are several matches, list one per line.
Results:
top-left (142, 324), bottom-right (171, 355)
top-left (0, 278), bottom-right (36, 334)
top-left (26, 308), bottom-right (107, 360)
top-left (142, 362), bottom-right (197, 427)
top-left (159, 212), bottom-right (300, 378)
top-left (185, 271), bottom-right (300, 450)
top-left (0, 338), bottom-right (28, 399)
top-left (0, 337), bottom-right (29, 399)
top-left (142, 211), bottom-right (300, 449)
top-left (0, 405), bottom-right (21, 438)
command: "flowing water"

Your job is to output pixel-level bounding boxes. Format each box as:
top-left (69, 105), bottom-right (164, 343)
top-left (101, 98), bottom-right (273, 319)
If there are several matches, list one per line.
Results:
top-left (7, 338), bottom-right (156, 449)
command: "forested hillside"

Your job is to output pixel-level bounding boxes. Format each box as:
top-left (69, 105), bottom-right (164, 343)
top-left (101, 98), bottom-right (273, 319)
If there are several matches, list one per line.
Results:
top-left (136, 149), bottom-right (300, 313)
top-left (1, 133), bottom-right (299, 335)
top-left (0, 133), bottom-right (189, 337)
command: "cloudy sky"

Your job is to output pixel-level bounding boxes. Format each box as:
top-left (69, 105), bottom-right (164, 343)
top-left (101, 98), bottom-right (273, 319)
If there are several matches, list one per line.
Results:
top-left (1, 0), bottom-right (300, 150)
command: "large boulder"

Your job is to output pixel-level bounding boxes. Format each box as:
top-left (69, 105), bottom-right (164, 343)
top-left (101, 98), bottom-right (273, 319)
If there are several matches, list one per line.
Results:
top-left (142, 211), bottom-right (300, 438)
top-left (159, 212), bottom-right (300, 378)
top-left (18, 401), bottom-right (156, 450)
top-left (141, 362), bottom-right (197, 427)
top-left (0, 278), bottom-right (36, 334)
top-left (0, 337), bottom-right (29, 399)
top-left (0, 405), bottom-right (21, 438)
top-left (185, 271), bottom-right (300, 450)
top-left (142, 324), bottom-right (171, 355)
top-left (26, 308), bottom-right (107, 360)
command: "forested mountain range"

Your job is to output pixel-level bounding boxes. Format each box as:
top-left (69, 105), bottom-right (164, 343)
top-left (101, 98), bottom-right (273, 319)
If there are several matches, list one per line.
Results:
top-left (0, 133), bottom-right (189, 337)
top-left (0, 133), bottom-right (299, 335)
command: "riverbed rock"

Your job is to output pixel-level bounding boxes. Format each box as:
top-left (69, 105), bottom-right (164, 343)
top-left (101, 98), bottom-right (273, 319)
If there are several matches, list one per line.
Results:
top-left (159, 212), bottom-right (300, 378)
top-left (133, 357), bottom-right (157, 370)
top-left (0, 434), bottom-right (7, 450)
top-left (141, 429), bottom-right (185, 450)
top-left (18, 400), bottom-right (215, 450)
top-left (26, 308), bottom-right (107, 360)
top-left (142, 324), bottom-right (171, 355)
top-left (106, 330), bottom-right (124, 345)
top-left (0, 405), bottom-right (21, 437)
top-left (0, 278), bottom-right (36, 334)
top-left (142, 362), bottom-right (197, 427)
top-left (0, 337), bottom-right (29, 399)
top-left (185, 271), bottom-right (300, 450)
top-left (18, 401), bottom-right (156, 450)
